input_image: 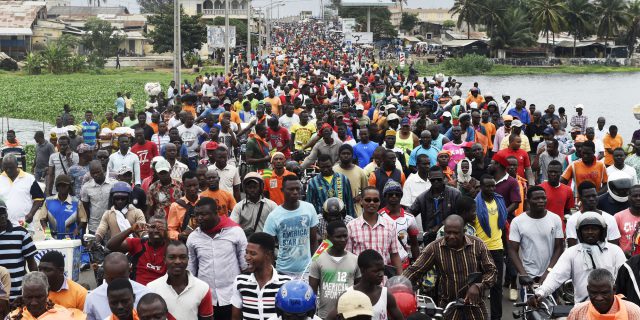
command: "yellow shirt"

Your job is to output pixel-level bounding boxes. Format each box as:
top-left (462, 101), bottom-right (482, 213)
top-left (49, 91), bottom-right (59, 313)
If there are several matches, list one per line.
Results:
top-left (290, 123), bottom-right (316, 150)
top-left (474, 200), bottom-right (503, 250)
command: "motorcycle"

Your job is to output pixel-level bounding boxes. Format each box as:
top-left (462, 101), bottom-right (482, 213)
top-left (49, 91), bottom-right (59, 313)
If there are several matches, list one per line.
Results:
top-left (513, 275), bottom-right (573, 320)
top-left (83, 234), bottom-right (107, 286)
top-left (415, 272), bottom-right (484, 319)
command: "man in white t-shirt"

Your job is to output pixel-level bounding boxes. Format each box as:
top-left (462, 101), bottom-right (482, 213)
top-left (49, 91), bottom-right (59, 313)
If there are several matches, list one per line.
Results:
top-left (566, 181), bottom-right (620, 247)
top-left (278, 105), bottom-right (300, 130)
top-left (508, 186), bottom-right (564, 300)
top-left (177, 112), bottom-right (207, 170)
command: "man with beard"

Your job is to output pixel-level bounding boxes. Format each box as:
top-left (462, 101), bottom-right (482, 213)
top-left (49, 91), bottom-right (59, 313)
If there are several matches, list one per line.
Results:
top-left (106, 216), bottom-right (168, 285)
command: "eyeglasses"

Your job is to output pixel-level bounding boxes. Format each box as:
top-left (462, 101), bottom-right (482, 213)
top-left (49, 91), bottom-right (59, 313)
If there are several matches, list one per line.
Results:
top-left (363, 198), bottom-right (380, 203)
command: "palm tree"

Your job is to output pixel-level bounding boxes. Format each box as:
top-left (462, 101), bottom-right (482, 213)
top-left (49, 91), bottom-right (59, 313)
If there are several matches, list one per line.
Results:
top-left (491, 8), bottom-right (537, 49)
top-left (595, 0), bottom-right (629, 57)
top-left (449, 0), bottom-right (482, 39)
top-left (627, 0), bottom-right (640, 57)
top-left (88, 0), bottom-right (106, 7)
top-left (480, 0), bottom-right (506, 57)
top-left (530, 0), bottom-right (567, 49)
top-left (564, 0), bottom-right (596, 56)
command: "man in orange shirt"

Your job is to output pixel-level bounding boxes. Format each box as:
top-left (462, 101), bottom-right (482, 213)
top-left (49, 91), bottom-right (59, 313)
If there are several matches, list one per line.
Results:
top-left (561, 140), bottom-right (608, 194)
top-left (465, 87), bottom-right (485, 106)
top-left (199, 169), bottom-right (236, 217)
top-left (368, 149), bottom-right (405, 206)
top-left (39, 251), bottom-right (87, 311)
top-left (264, 88), bottom-right (282, 116)
top-left (262, 152), bottom-right (295, 205)
top-left (603, 125), bottom-right (623, 166)
top-left (167, 171), bottom-right (200, 241)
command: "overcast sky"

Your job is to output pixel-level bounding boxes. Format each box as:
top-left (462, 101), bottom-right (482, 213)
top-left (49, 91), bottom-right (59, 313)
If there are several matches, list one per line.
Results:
top-left (70, 0), bottom-right (454, 16)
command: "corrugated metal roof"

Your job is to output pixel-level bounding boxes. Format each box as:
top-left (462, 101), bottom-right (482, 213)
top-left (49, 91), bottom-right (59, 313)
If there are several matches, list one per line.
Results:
top-left (47, 6), bottom-right (129, 17)
top-left (0, 1), bottom-right (45, 29)
top-left (442, 39), bottom-right (486, 47)
top-left (0, 27), bottom-right (33, 36)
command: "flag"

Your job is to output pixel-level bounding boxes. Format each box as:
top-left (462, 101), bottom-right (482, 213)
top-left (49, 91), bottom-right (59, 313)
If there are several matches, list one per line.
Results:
top-left (311, 239), bottom-right (333, 261)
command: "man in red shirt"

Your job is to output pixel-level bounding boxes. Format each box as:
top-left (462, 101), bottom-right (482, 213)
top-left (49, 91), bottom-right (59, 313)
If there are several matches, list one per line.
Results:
top-left (130, 127), bottom-right (158, 181)
top-left (106, 216), bottom-right (167, 285)
top-left (267, 117), bottom-right (291, 159)
top-left (495, 134), bottom-right (534, 185)
top-left (539, 160), bottom-right (574, 230)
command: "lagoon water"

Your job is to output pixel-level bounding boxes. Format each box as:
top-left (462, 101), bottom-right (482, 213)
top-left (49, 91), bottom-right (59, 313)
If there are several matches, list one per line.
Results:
top-left (454, 72), bottom-right (640, 141)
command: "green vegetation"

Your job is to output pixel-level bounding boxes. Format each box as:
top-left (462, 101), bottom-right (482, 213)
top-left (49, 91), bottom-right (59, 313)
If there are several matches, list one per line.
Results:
top-left (0, 68), bottom-right (222, 124)
top-left (449, 0), bottom-right (640, 57)
top-left (411, 61), bottom-right (640, 76)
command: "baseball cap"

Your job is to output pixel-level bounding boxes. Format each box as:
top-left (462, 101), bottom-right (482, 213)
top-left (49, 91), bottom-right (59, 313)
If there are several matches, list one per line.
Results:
top-left (154, 159), bottom-right (171, 173)
top-left (116, 165), bottom-right (133, 175)
top-left (76, 143), bottom-right (92, 154)
top-left (512, 120), bottom-right (523, 127)
top-left (575, 135), bottom-right (588, 143)
top-left (55, 174), bottom-right (72, 186)
top-left (462, 141), bottom-right (474, 148)
top-left (245, 89), bottom-right (253, 96)
top-left (387, 113), bottom-right (400, 122)
top-left (355, 104), bottom-right (364, 111)
top-left (543, 127), bottom-right (555, 135)
top-left (385, 130), bottom-right (396, 137)
top-left (502, 115), bottom-right (514, 121)
top-left (442, 111), bottom-right (452, 118)
top-left (401, 117), bottom-right (410, 126)
top-left (574, 104), bottom-right (584, 110)
top-left (337, 290), bottom-right (373, 319)
top-left (0, 199), bottom-right (6, 210)
top-left (205, 141), bottom-right (219, 151)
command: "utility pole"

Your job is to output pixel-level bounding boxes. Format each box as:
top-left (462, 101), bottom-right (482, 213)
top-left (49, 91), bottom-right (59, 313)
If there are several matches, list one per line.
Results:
top-left (224, 0), bottom-right (230, 75)
top-left (173, 0), bottom-right (181, 95)
top-left (247, 2), bottom-right (251, 65)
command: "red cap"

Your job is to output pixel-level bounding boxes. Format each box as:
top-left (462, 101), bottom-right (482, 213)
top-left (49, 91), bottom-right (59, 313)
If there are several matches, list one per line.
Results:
top-left (205, 141), bottom-right (219, 151)
top-left (492, 151), bottom-right (509, 168)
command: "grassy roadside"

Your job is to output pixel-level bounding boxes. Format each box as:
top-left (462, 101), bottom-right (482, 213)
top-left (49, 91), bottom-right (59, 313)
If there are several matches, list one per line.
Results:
top-left (0, 67), bottom-right (223, 125)
top-left (412, 63), bottom-right (640, 76)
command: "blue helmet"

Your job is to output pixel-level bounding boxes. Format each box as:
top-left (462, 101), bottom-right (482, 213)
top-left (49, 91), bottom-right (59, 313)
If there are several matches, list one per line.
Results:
top-left (110, 181), bottom-right (132, 195)
top-left (275, 280), bottom-right (316, 314)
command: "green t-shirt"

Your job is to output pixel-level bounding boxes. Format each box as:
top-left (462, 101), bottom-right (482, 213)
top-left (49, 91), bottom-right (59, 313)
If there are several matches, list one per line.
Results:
top-left (245, 138), bottom-right (269, 171)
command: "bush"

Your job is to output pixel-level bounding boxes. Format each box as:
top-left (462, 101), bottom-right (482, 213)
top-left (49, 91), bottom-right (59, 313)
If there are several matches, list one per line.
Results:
top-left (441, 54), bottom-right (494, 75)
top-left (67, 55), bottom-right (86, 73)
top-left (0, 58), bottom-right (18, 71)
top-left (23, 53), bottom-right (43, 75)
top-left (86, 53), bottom-right (106, 70)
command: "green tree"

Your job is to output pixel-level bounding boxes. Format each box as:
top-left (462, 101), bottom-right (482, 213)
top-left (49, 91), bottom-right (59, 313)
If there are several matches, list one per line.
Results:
top-left (81, 18), bottom-right (124, 58)
top-left (449, 0), bottom-right (482, 39)
top-left (491, 8), bottom-right (536, 49)
top-left (40, 42), bottom-right (71, 74)
top-left (595, 0), bottom-right (629, 55)
top-left (625, 0), bottom-right (640, 57)
top-left (137, 0), bottom-right (172, 14)
top-left (530, 0), bottom-right (567, 48)
top-left (147, 6), bottom-right (207, 65)
top-left (339, 7), bottom-right (397, 39)
top-left (442, 20), bottom-right (456, 29)
top-left (564, 0), bottom-right (596, 57)
top-left (400, 13), bottom-right (419, 33)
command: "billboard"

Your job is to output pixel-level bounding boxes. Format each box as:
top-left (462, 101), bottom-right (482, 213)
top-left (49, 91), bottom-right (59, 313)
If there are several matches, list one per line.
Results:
top-left (207, 26), bottom-right (236, 49)
top-left (341, 18), bottom-right (357, 33)
top-left (344, 32), bottom-right (374, 44)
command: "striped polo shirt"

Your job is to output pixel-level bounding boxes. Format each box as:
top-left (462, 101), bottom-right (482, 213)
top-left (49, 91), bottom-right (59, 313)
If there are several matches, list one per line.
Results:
top-left (81, 121), bottom-right (100, 146)
top-left (231, 267), bottom-right (291, 320)
top-left (0, 224), bottom-right (37, 300)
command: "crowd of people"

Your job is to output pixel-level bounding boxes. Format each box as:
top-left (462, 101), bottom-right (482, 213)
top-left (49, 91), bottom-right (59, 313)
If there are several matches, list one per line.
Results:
top-left (2, 18), bottom-right (640, 320)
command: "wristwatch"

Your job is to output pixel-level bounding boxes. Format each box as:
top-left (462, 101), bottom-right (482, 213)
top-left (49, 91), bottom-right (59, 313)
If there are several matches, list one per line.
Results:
top-left (547, 267), bottom-right (553, 273)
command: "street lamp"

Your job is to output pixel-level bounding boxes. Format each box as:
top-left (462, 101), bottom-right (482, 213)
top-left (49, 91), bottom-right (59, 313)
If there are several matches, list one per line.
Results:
top-left (173, 0), bottom-right (181, 95)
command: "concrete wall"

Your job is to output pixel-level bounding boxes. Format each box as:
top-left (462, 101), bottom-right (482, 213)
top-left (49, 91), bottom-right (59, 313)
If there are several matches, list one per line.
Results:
top-left (105, 55), bottom-right (173, 68)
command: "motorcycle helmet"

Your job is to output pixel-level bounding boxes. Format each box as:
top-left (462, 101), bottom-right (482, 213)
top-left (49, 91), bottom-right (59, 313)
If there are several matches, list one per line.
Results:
top-left (386, 276), bottom-right (416, 317)
top-left (108, 181), bottom-right (133, 208)
top-left (576, 211), bottom-right (607, 243)
top-left (275, 280), bottom-right (316, 315)
top-left (607, 171), bottom-right (632, 203)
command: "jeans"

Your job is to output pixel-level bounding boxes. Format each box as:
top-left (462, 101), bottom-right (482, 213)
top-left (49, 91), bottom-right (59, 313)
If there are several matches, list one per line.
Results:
top-left (214, 304), bottom-right (232, 320)
top-left (489, 249), bottom-right (504, 320)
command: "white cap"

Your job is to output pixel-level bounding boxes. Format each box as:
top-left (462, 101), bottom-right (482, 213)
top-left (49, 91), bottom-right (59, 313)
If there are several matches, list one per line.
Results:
top-left (512, 119), bottom-right (524, 127)
top-left (574, 104), bottom-right (584, 110)
top-left (442, 111), bottom-right (452, 118)
top-left (387, 113), bottom-right (400, 121)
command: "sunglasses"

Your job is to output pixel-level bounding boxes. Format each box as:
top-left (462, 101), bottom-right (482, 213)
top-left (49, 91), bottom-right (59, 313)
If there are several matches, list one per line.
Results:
top-left (363, 198), bottom-right (380, 203)
top-left (386, 192), bottom-right (402, 198)
top-left (430, 178), bottom-right (444, 182)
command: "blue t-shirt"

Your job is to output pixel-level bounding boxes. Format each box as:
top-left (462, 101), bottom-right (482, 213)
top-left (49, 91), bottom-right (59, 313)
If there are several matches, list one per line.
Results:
top-left (353, 141), bottom-right (379, 168)
top-left (508, 108), bottom-right (531, 125)
top-left (409, 145), bottom-right (439, 167)
top-left (263, 201), bottom-right (319, 274)
top-left (81, 121), bottom-right (100, 146)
